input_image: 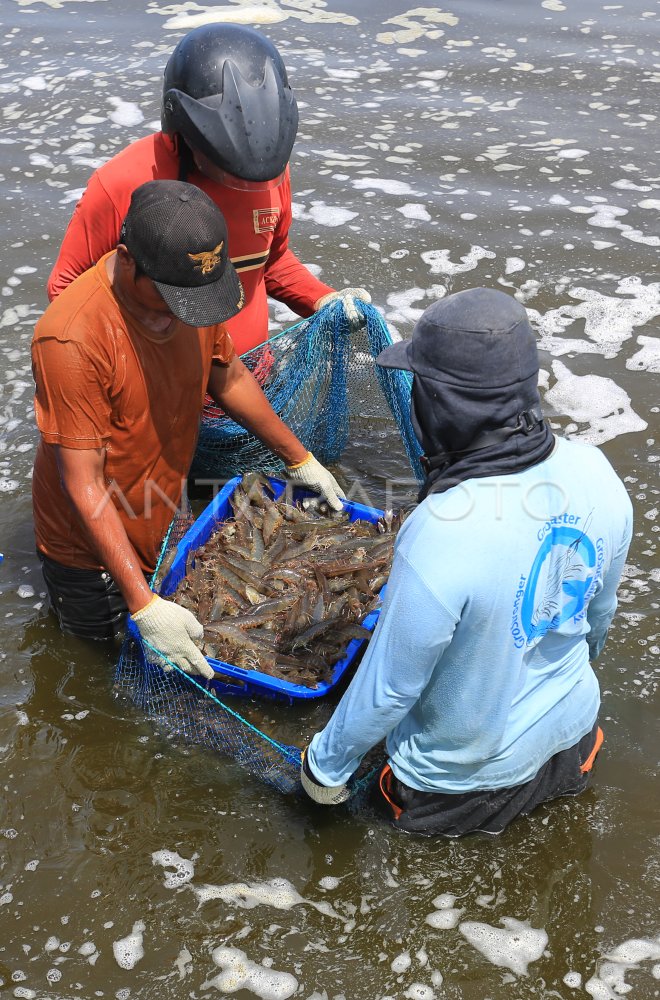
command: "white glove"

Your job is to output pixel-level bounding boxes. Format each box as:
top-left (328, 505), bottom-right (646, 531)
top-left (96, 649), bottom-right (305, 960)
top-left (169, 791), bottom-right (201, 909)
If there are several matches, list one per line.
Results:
top-left (285, 452), bottom-right (346, 512)
top-left (314, 287), bottom-right (371, 331)
top-left (301, 749), bottom-right (350, 805)
top-left (131, 595), bottom-right (214, 680)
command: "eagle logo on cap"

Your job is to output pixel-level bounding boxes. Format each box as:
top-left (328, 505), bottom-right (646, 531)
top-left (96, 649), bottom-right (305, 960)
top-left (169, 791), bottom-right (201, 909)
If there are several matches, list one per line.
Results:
top-left (188, 242), bottom-right (224, 275)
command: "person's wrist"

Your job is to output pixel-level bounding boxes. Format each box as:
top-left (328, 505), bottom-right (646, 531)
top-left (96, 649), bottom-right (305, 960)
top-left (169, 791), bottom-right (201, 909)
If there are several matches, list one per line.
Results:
top-left (286, 450), bottom-right (312, 471)
top-left (131, 592), bottom-right (159, 620)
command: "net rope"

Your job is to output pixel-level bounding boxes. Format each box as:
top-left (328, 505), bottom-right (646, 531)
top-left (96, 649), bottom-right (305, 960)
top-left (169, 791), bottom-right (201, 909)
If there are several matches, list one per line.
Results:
top-left (114, 301), bottom-right (421, 795)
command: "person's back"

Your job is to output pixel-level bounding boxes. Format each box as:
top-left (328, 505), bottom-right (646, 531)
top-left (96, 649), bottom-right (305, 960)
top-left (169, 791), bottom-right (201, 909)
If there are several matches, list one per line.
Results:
top-left (301, 287), bottom-right (633, 836)
top-left (382, 434), bottom-right (632, 792)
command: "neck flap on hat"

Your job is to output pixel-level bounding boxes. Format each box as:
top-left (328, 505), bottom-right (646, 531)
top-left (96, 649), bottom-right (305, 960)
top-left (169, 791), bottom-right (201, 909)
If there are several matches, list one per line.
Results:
top-left (413, 369), bottom-right (555, 502)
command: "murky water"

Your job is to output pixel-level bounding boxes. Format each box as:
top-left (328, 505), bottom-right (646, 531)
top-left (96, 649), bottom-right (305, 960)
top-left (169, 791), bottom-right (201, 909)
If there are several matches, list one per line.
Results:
top-left (1, 0), bottom-right (658, 997)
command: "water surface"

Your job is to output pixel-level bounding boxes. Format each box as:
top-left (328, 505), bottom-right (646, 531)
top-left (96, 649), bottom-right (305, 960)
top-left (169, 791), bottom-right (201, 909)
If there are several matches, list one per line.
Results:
top-left (0, 0), bottom-right (658, 997)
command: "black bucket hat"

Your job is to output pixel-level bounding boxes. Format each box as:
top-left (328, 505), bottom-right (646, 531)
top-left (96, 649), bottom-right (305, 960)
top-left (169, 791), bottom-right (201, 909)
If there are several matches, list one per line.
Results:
top-left (120, 179), bottom-right (244, 327)
top-left (376, 288), bottom-right (553, 499)
top-left (376, 287), bottom-right (539, 388)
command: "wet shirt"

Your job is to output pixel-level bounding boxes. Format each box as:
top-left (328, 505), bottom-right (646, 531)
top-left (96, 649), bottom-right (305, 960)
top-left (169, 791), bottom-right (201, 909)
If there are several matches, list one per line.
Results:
top-left (308, 437), bottom-right (633, 794)
top-left (46, 133), bottom-right (334, 354)
top-left (32, 253), bottom-right (235, 574)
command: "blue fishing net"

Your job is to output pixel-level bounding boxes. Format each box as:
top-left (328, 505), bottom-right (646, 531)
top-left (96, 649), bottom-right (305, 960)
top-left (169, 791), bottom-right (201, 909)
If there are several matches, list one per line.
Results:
top-left (192, 300), bottom-right (424, 482)
top-left (115, 302), bottom-right (420, 794)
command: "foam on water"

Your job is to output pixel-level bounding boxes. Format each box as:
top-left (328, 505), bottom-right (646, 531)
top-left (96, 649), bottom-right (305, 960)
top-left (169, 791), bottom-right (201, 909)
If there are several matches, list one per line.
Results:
top-left (112, 921), bottom-right (145, 971)
top-left (151, 849), bottom-right (196, 889)
top-left (107, 98), bottom-right (144, 127)
top-left (391, 950), bottom-right (412, 973)
top-left (528, 278), bottom-right (660, 359)
top-left (397, 203), bottom-right (432, 221)
top-left (459, 917), bottom-right (548, 976)
top-left (626, 335), bottom-right (660, 373)
top-left (403, 984), bottom-right (436, 1000)
top-left (353, 177), bottom-right (419, 196)
top-left (192, 876), bottom-right (343, 920)
top-left (421, 246), bottom-right (496, 275)
top-left (585, 936), bottom-right (660, 998)
top-left (292, 201), bottom-right (358, 227)
top-left (425, 892), bottom-right (464, 930)
top-left (201, 946), bottom-right (298, 999)
top-left (155, 2), bottom-right (359, 30)
top-left (545, 360), bottom-right (647, 444)
top-left (193, 877), bottom-right (304, 911)
top-left (377, 8), bottom-right (459, 46)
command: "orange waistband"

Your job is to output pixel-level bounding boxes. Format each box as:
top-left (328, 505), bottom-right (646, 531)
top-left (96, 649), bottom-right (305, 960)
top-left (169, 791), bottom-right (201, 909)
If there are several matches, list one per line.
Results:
top-left (378, 763), bottom-right (403, 820)
top-left (580, 726), bottom-right (604, 773)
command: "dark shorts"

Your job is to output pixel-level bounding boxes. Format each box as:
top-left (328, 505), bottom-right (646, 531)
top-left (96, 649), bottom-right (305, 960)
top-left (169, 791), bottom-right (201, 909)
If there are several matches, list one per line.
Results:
top-left (375, 722), bottom-right (603, 837)
top-left (38, 550), bottom-right (128, 642)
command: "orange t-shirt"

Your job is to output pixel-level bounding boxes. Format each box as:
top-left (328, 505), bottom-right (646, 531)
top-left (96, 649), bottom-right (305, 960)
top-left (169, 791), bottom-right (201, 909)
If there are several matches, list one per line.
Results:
top-left (32, 252), bottom-right (235, 573)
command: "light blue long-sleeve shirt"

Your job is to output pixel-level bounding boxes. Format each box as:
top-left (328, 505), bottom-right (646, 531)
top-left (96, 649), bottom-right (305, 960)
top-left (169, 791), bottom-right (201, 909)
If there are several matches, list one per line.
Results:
top-left (309, 437), bottom-right (633, 793)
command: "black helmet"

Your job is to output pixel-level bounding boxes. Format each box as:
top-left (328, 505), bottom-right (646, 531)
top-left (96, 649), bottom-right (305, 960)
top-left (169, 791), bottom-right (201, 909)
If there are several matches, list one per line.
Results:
top-left (161, 23), bottom-right (298, 184)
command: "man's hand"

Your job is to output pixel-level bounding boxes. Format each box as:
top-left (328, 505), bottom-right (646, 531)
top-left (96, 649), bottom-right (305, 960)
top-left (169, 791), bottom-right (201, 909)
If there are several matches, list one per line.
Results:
top-left (301, 748), bottom-right (350, 805)
top-left (315, 287), bottom-right (371, 331)
top-left (285, 452), bottom-right (346, 512)
top-left (132, 595), bottom-right (214, 680)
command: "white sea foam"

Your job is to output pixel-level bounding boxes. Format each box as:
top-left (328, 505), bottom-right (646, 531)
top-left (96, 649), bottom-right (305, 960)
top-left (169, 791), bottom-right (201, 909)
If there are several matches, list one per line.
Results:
top-left (193, 877), bottom-right (342, 920)
top-left (421, 246), bottom-right (496, 276)
top-left (353, 177), bottom-right (419, 196)
top-left (397, 203), bottom-right (432, 221)
top-left (585, 936), bottom-right (660, 998)
top-left (377, 9), bottom-right (459, 46)
top-left (107, 98), bottom-right (144, 127)
top-left (292, 201), bottom-right (358, 227)
top-left (545, 360), bottom-right (647, 444)
top-left (459, 917), bottom-right (548, 976)
top-left (391, 950), bottom-right (412, 973)
top-left (425, 893), bottom-right (464, 930)
top-left (626, 335), bottom-right (660, 373)
top-left (403, 984), bottom-right (436, 1000)
top-left (201, 946), bottom-right (298, 998)
top-left (112, 920), bottom-right (145, 970)
top-left (157, 2), bottom-right (358, 30)
top-left (426, 908), bottom-right (463, 930)
top-left (152, 849), bottom-right (196, 889)
top-left (20, 76), bottom-right (48, 91)
top-left (556, 148), bottom-right (590, 159)
top-left (194, 877), bottom-right (304, 910)
top-left (528, 278), bottom-right (660, 359)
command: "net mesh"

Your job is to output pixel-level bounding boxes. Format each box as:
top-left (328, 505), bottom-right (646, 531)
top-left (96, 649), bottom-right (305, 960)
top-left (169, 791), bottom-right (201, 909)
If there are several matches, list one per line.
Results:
top-left (114, 301), bottom-right (421, 795)
top-left (191, 299), bottom-right (423, 481)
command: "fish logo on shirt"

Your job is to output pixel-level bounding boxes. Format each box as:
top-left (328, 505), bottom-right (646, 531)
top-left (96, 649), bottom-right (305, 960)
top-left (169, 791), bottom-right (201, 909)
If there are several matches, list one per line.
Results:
top-left (518, 525), bottom-right (598, 646)
top-left (188, 242), bottom-right (224, 275)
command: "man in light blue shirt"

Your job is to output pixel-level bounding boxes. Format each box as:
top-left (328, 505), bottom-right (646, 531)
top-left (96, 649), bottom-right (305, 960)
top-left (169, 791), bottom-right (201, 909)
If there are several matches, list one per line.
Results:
top-left (301, 287), bottom-right (633, 836)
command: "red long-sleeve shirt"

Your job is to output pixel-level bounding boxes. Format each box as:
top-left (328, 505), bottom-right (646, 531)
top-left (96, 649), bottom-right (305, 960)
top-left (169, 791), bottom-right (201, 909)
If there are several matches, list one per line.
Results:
top-left (47, 133), bottom-right (334, 354)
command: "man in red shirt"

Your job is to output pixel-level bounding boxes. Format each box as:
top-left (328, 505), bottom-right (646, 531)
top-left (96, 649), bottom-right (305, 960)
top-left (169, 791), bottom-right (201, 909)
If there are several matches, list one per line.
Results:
top-left (33, 180), bottom-right (344, 673)
top-left (47, 23), bottom-right (369, 355)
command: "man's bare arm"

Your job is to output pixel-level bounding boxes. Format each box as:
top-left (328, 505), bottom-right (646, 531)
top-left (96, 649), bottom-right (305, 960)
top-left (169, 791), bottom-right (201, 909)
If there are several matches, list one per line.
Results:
top-left (207, 357), bottom-right (308, 466)
top-left (53, 443), bottom-right (153, 614)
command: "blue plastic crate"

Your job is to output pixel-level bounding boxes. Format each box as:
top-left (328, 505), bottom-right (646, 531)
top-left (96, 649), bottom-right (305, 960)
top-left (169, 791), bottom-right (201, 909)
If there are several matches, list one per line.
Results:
top-left (135, 476), bottom-right (387, 702)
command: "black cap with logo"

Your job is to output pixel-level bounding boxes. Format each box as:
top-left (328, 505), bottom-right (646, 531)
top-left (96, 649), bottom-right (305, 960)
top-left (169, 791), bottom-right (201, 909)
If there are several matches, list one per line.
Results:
top-left (120, 179), bottom-right (244, 327)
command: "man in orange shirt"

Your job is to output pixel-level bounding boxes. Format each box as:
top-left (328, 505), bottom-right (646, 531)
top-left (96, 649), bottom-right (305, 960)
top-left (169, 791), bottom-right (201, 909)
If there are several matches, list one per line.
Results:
top-left (32, 180), bottom-right (344, 674)
top-left (47, 23), bottom-right (370, 354)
